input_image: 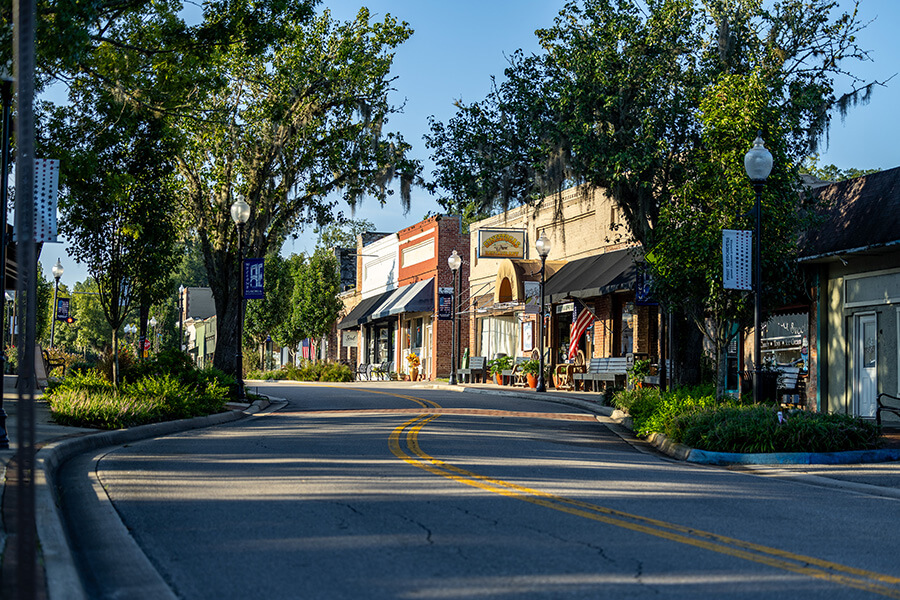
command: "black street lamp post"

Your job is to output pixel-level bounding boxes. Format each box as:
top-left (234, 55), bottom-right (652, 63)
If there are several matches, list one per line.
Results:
top-left (448, 249), bottom-right (462, 385)
top-left (535, 231), bottom-right (551, 393)
top-left (0, 74), bottom-right (11, 449)
top-left (744, 132), bottom-right (773, 405)
top-left (49, 259), bottom-right (63, 348)
top-left (231, 197), bottom-right (250, 400)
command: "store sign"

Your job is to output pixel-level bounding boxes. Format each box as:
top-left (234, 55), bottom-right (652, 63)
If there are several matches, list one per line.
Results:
top-left (722, 229), bottom-right (752, 291)
top-left (477, 228), bottom-right (526, 259)
top-left (342, 330), bottom-right (358, 347)
top-left (555, 302), bottom-right (574, 314)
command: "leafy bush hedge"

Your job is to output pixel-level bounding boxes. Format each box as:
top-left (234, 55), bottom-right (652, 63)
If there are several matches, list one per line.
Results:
top-left (611, 386), bottom-right (882, 453)
top-left (47, 350), bottom-right (232, 429)
top-left (247, 360), bottom-right (354, 383)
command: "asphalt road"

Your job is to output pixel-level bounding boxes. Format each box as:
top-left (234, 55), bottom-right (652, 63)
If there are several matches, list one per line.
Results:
top-left (58, 384), bottom-right (900, 599)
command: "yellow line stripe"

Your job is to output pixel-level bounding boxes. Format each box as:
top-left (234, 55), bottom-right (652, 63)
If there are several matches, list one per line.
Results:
top-left (391, 415), bottom-right (900, 598)
top-left (308, 385), bottom-right (900, 597)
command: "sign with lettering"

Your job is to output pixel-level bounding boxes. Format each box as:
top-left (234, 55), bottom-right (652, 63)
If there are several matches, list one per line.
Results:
top-left (55, 297), bottom-right (70, 321)
top-left (477, 228), bottom-right (526, 259)
top-left (437, 286), bottom-right (453, 320)
top-left (722, 230), bottom-right (752, 291)
top-left (243, 258), bottom-right (265, 299)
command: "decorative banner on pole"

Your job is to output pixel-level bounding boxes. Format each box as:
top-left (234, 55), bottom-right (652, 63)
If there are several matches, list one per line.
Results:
top-left (34, 158), bottom-right (59, 243)
top-left (523, 280), bottom-right (540, 314)
top-left (243, 258), bottom-right (265, 299)
top-left (635, 269), bottom-right (658, 306)
top-left (723, 229), bottom-right (752, 291)
top-left (437, 286), bottom-right (453, 320)
top-left (55, 297), bottom-right (69, 321)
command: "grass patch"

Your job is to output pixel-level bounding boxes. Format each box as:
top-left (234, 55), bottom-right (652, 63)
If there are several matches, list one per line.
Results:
top-left (612, 385), bottom-right (881, 453)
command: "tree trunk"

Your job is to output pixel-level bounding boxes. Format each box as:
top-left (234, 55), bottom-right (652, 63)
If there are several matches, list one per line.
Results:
top-left (209, 248), bottom-right (244, 390)
top-left (112, 328), bottom-right (120, 386)
top-left (671, 310), bottom-right (703, 388)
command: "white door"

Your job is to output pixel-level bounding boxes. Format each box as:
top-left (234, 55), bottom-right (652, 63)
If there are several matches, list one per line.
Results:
top-left (424, 322), bottom-right (432, 379)
top-left (854, 313), bottom-right (878, 417)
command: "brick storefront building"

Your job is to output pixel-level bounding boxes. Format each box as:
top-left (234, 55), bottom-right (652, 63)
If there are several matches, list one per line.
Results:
top-left (336, 215), bottom-right (469, 380)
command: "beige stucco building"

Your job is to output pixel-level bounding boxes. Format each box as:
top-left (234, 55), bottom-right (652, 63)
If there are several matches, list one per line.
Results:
top-left (466, 185), bottom-right (658, 375)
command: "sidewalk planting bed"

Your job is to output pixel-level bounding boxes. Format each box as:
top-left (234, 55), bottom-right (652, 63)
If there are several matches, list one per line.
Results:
top-left (46, 349), bottom-right (233, 429)
top-left (612, 385), bottom-right (882, 453)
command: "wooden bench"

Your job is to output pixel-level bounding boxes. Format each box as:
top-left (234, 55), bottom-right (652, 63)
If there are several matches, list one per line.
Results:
top-left (876, 393), bottom-right (900, 427)
top-left (356, 363), bottom-right (371, 381)
top-left (458, 356), bottom-right (487, 384)
top-left (573, 357), bottom-right (629, 392)
top-left (501, 357), bottom-right (528, 386)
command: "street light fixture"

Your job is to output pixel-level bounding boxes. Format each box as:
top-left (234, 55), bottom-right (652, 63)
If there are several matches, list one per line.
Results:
top-left (535, 231), bottom-right (552, 393)
top-left (744, 131), bottom-right (773, 405)
top-left (149, 316), bottom-right (158, 353)
top-left (49, 258), bottom-right (64, 348)
top-left (448, 249), bottom-right (462, 385)
top-left (231, 197), bottom-right (251, 400)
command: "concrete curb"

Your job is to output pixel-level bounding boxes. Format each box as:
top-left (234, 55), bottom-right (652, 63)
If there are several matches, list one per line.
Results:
top-left (38, 399), bottom-right (271, 600)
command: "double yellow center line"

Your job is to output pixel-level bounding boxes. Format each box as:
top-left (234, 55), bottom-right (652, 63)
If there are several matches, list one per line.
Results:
top-left (388, 402), bottom-right (900, 598)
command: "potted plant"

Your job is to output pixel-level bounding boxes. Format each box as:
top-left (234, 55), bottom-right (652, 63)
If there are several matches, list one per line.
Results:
top-left (627, 359), bottom-right (651, 389)
top-left (406, 352), bottom-right (420, 381)
top-left (488, 355), bottom-right (513, 385)
top-left (520, 358), bottom-right (540, 388)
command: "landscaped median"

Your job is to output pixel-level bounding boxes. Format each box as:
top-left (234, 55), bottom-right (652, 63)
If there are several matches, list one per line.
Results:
top-left (45, 349), bottom-right (236, 429)
top-left (610, 385), bottom-right (900, 465)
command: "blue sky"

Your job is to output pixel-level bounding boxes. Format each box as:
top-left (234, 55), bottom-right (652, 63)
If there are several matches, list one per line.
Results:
top-left (44, 0), bottom-right (900, 284)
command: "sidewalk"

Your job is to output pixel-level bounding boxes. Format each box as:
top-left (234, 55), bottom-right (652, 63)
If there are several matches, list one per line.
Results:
top-left (0, 375), bottom-right (98, 600)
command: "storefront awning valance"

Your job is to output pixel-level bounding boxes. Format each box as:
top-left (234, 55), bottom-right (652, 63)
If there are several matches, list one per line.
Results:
top-left (337, 290), bottom-right (393, 330)
top-left (368, 279), bottom-right (434, 321)
top-left (543, 248), bottom-right (640, 304)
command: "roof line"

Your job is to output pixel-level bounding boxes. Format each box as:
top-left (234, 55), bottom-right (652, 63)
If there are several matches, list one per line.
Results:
top-left (798, 239), bottom-right (900, 263)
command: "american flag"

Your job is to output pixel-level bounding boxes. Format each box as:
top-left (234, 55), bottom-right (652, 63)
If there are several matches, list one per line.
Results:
top-left (568, 300), bottom-right (595, 360)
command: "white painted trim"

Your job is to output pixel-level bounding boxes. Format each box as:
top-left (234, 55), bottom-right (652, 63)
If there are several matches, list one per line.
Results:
top-left (844, 267), bottom-right (900, 308)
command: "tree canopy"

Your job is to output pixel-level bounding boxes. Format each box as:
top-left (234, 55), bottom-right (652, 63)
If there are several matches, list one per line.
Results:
top-left (427, 0), bottom-right (882, 391)
top-left (33, 0), bottom-right (420, 385)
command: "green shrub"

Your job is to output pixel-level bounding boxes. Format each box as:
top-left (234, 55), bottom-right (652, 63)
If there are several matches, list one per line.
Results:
top-left (247, 361), bottom-right (353, 382)
top-left (319, 362), bottom-right (352, 382)
top-left (670, 405), bottom-right (882, 453)
top-left (612, 384), bottom-right (882, 453)
top-left (95, 347), bottom-right (138, 383)
top-left (47, 354), bottom-right (231, 429)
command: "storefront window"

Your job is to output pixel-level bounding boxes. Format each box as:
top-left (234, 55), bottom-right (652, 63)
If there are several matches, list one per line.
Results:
top-left (367, 321), bottom-right (396, 364)
top-left (761, 313), bottom-right (808, 368)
